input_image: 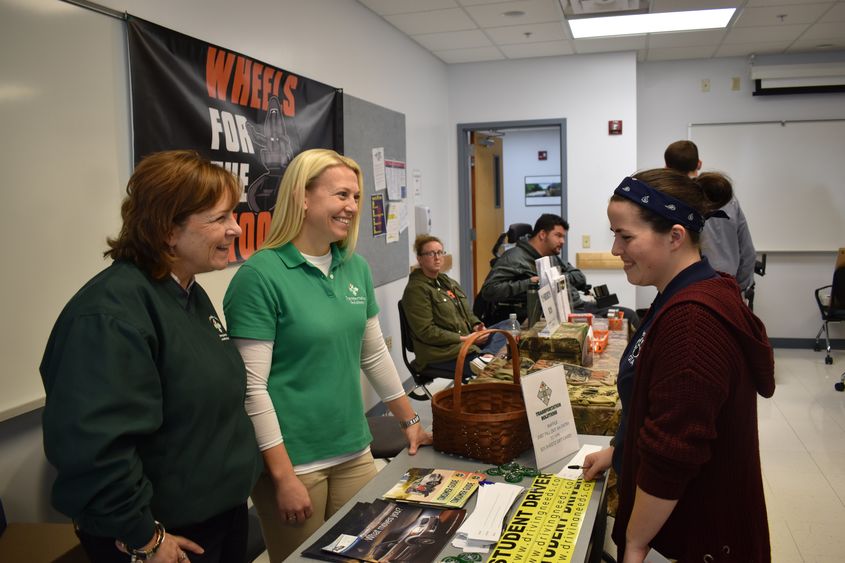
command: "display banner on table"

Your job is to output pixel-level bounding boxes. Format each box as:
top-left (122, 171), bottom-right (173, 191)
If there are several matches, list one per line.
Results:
top-left (127, 16), bottom-right (341, 262)
top-left (489, 474), bottom-right (595, 563)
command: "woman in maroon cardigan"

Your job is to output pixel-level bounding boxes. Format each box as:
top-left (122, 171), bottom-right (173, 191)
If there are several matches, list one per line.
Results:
top-left (582, 169), bottom-right (775, 562)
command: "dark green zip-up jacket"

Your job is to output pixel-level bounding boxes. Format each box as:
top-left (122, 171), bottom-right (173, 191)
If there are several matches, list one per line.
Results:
top-left (401, 269), bottom-right (481, 368)
top-left (40, 261), bottom-right (261, 548)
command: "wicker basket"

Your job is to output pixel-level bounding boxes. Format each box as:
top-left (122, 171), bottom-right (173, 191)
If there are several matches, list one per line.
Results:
top-left (431, 329), bottom-right (532, 465)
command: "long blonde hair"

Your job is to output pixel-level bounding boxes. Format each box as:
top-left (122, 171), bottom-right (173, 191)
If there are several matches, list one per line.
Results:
top-left (260, 148), bottom-right (363, 254)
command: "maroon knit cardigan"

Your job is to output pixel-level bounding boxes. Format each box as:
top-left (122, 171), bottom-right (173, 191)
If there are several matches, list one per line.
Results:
top-left (612, 276), bottom-right (775, 562)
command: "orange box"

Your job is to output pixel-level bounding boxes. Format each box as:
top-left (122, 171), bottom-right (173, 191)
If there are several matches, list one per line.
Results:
top-left (591, 329), bottom-right (609, 354)
top-left (568, 313), bottom-right (593, 326)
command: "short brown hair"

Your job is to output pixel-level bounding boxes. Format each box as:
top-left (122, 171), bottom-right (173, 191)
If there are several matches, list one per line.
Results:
top-left (664, 140), bottom-right (699, 174)
top-left (105, 150), bottom-right (241, 279)
top-left (414, 234), bottom-right (442, 255)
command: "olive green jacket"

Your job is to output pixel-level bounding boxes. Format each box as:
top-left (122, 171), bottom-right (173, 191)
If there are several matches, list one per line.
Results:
top-left (401, 269), bottom-right (481, 368)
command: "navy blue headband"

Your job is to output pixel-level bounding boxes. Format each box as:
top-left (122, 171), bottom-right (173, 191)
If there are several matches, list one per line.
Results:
top-left (614, 177), bottom-right (725, 233)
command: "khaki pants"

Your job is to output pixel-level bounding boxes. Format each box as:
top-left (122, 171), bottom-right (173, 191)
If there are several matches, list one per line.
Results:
top-left (251, 451), bottom-right (378, 562)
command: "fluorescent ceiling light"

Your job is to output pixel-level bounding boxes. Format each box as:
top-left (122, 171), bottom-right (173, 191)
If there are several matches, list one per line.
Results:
top-left (569, 8), bottom-right (735, 39)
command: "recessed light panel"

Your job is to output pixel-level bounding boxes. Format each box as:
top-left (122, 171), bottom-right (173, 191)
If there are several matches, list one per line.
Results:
top-left (569, 8), bottom-right (735, 39)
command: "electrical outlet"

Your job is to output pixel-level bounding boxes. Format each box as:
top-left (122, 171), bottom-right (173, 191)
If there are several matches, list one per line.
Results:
top-left (384, 336), bottom-right (393, 351)
top-left (701, 78), bottom-right (711, 92)
top-left (731, 76), bottom-right (741, 91)
top-left (582, 235), bottom-right (590, 249)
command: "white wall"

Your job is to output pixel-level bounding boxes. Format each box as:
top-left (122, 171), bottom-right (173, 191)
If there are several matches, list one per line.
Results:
top-left (637, 57), bottom-right (845, 340)
top-left (448, 53), bottom-right (639, 309)
top-left (1, 0), bottom-right (449, 522)
top-left (502, 128), bottom-right (562, 228)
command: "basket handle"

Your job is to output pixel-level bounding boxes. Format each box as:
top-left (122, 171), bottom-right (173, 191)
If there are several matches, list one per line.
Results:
top-left (452, 328), bottom-right (521, 412)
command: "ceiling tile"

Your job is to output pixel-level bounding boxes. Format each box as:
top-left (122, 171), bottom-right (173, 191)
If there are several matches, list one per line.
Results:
top-left (723, 23), bottom-right (808, 42)
top-left (358, 0), bottom-right (459, 16)
top-left (715, 40), bottom-right (790, 56)
top-left (646, 45), bottom-right (719, 60)
top-left (735, 4), bottom-right (833, 27)
top-left (650, 0), bottom-right (741, 11)
top-left (433, 46), bottom-right (507, 63)
top-left (384, 8), bottom-right (478, 34)
top-left (413, 29), bottom-right (494, 50)
top-left (648, 28), bottom-right (726, 47)
top-left (801, 21), bottom-right (845, 38)
top-left (457, 0), bottom-right (514, 5)
top-left (500, 40), bottom-right (576, 57)
top-left (746, 0), bottom-right (834, 7)
top-left (486, 21), bottom-right (568, 44)
top-left (574, 35), bottom-right (647, 53)
top-left (819, 2), bottom-right (845, 21)
top-left (788, 36), bottom-right (845, 50)
top-left (464, 0), bottom-right (562, 28)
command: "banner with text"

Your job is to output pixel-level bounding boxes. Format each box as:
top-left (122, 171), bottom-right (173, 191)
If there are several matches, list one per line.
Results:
top-left (127, 16), bottom-right (341, 262)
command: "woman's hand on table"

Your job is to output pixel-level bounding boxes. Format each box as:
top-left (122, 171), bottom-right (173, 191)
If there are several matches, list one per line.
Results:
top-left (582, 446), bottom-right (613, 481)
top-left (403, 423), bottom-right (433, 455)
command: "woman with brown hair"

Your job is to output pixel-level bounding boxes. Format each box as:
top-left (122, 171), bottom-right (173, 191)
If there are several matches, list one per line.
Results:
top-left (40, 150), bottom-right (262, 563)
top-left (582, 169), bottom-right (775, 562)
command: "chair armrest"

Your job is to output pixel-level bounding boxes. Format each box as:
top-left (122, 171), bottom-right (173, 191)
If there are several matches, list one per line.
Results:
top-left (815, 285), bottom-right (833, 311)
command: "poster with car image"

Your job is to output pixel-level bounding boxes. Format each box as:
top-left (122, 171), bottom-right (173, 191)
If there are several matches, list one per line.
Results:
top-left (302, 499), bottom-right (465, 562)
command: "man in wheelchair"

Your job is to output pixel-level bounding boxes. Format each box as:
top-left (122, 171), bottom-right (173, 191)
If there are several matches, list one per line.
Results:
top-left (476, 213), bottom-right (638, 328)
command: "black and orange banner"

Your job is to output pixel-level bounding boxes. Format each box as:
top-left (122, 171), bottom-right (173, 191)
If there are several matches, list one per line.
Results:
top-left (127, 16), bottom-right (341, 262)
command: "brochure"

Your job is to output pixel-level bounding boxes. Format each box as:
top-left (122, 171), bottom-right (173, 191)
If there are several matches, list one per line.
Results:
top-left (382, 468), bottom-right (485, 508)
top-left (300, 499), bottom-right (465, 563)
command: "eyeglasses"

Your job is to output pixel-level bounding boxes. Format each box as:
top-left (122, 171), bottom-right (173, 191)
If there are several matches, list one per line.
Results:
top-left (420, 250), bottom-right (447, 258)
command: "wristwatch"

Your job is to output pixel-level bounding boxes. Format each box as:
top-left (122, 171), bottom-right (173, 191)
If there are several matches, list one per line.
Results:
top-left (398, 413), bottom-right (420, 429)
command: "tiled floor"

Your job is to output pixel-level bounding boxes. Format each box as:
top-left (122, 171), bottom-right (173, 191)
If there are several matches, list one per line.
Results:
top-left (257, 348), bottom-right (845, 562)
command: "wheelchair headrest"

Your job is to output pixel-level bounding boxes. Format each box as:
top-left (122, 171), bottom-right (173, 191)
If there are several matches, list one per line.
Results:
top-left (506, 223), bottom-right (532, 243)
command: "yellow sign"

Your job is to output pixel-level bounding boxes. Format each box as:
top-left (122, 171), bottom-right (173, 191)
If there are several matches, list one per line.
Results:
top-left (488, 475), bottom-right (595, 563)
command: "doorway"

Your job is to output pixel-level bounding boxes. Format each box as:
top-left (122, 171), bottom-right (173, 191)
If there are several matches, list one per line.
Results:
top-left (457, 119), bottom-right (567, 301)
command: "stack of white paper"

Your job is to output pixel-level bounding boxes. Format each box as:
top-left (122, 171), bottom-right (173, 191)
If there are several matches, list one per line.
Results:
top-left (451, 482), bottom-right (525, 553)
top-left (556, 444), bottom-right (604, 480)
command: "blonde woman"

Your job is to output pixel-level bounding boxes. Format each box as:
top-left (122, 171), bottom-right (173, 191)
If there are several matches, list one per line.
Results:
top-left (224, 149), bottom-right (431, 561)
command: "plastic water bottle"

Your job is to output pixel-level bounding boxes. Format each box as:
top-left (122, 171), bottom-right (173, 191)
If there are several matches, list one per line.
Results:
top-left (507, 313), bottom-right (521, 342)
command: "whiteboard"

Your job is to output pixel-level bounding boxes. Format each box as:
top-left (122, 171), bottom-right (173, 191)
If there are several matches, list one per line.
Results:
top-left (689, 120), bottom-right (845, 252)
top-left (0, 3), bottom-right (131, 421)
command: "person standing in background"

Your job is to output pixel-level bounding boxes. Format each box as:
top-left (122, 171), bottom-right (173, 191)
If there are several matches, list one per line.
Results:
top-left (224, 148), bottom-right (432, 562)
top-left (665, 140), bottom-right (757, 294)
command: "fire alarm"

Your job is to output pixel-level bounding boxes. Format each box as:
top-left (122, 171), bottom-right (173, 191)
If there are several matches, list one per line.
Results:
top-left (608, 120), bottom-right (623, 135)
top-left (538, 150), bottom-right (547, 161)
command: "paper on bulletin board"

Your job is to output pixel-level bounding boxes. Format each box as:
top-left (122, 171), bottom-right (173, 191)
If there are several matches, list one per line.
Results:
top-left (386, 202), bottom-right (401, 243)
top-left (520, 365), bottom-right (579, 470)
top-left (385, 159), bottom-right (406, 201)
top-left (372, 147), bottom-right (386, 193)
top-left (371, 193), bottom-right (386, 237)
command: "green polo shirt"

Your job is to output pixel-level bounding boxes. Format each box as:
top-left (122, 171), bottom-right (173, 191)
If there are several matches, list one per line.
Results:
top-left (224, 242), bottom-right (378, 465)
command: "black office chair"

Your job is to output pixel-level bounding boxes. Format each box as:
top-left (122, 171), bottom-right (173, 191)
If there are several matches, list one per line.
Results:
top-left (397, 301), bottom-right (455, 400)
top-left (814, 263), bottom-right (845, 367)
top-left (367, 415), bottom-right (408, 459)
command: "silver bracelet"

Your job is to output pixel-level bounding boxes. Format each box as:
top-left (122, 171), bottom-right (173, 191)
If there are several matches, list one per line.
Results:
top-left (399, 413), bottom-right (420, 429)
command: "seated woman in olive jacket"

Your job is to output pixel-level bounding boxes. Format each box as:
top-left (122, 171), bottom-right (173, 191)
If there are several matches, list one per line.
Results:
top-left (402, 235), bottom-right (507, 381)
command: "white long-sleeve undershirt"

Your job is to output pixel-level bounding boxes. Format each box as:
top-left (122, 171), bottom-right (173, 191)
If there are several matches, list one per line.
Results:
top-left (233, 315), bottom-right (405, 453)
